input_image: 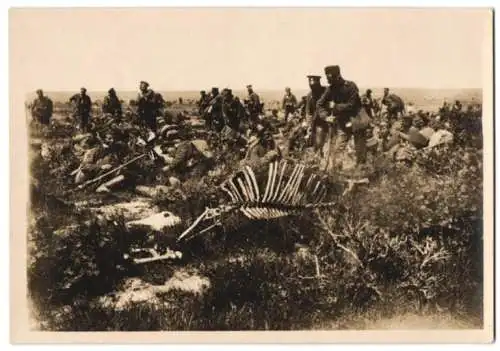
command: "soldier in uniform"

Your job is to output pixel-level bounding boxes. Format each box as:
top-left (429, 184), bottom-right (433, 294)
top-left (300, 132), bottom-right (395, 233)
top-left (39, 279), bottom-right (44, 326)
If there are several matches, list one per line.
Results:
top-left (381, 88), bottom-right (405, 125)
top-left (205, 87), bottom-right (224, 132)
top-left (361, 89), bottom-right (375, 118)
top-left (102, 88), bottom-right (123, 120)
top-left (136, 81), bottom-right (161, 132)
top-left (317, 65), bottom-right (368, 170)
top-left (162, 139), bottom-right (215, 182)
top-left (245, 84), bottom-right (262, 127)
top-left (30, 89), bottom-right (53, 126)
top-left (197, 90), bottom-right (209, 115)
top-left (221, 89), bottom-right (245, 132)
top-left (305, 75), bottom-right (327, 154)
top-left (69, 87), bottom-right (92, 132)
top-left (282, 87), bottom-right (298, 122)
top-left (451, 100), bottom-right (463, 113)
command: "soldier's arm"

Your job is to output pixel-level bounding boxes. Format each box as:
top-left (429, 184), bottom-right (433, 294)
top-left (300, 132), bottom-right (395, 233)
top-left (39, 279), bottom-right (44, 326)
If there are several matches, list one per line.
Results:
top-left (331, 83), bottom-right (360, 115)
top-left (305, 94), bottom-right (313, 116)
top-left (29, 100), bottom-right (36, 114)
top-left (316, 87), bottom-right (332, 120)
top-left (48, 98), bottom-right (53, 115)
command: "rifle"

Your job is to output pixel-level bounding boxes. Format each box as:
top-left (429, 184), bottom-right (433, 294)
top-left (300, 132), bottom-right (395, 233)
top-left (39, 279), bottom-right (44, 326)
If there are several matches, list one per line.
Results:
top-left (73, 153), bottom-right (149, 192)
top-left (322, 115), bottom-right (337, 172)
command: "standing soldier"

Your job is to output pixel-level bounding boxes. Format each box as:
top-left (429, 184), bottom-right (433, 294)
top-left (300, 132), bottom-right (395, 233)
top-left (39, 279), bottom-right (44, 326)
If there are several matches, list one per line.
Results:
top-left (220, 89), bottom-right (247, 150)
top-left (221, 89), bottom-right (244, 132)
top-left (361, 89), bottom-right (375, 118)
top-left (282, 87), bottom-right (298, 122)
top-left (205, 87), bottom-right (223, 131)
top-left (197, 90), bottom-right (209, 115)
top-left (381, 87), bottom-right (405, 125)
top-left (317, 65), bottom-right (368, 170)
top-left (137, 81), bottom-right (160, 132)
top-left (30, 89), bottom-right (53, 126)
top-left (305, 75), bottom-right (327, 154)
top-left (70, 87), bottom-right (92, 132)
top-left (245, 84), bottom-right (262, 127)
top-left (102, 88), bottom-right (123, 120)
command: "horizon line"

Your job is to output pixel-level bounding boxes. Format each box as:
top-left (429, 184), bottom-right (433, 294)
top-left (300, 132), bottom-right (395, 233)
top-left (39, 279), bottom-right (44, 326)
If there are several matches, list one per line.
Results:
top-left (30, 86), bottom-right (484, 93)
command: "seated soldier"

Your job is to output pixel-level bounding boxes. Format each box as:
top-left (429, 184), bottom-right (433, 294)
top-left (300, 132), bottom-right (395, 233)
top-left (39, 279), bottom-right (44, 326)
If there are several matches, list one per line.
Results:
top-left (73, 135), bottom-right (120, 185)
top-left (244, 120), bottom-right (280, 164)
top-left (399, 114), bottom-right (435, 149)
top-left (381, 114), bottom-right (413, 152)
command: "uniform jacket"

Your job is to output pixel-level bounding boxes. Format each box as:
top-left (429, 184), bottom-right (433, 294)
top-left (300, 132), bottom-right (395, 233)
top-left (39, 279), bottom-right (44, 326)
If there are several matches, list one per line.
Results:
top-left (316, 80), bottom-right (362, 125)
top-left (382, 93), bottom-right (405, 113)
top-left (137, 89), bottom-right (160, 118)
top-left (102, 95), bottom-right (122, 116)
top-left (222, 98), bottom-right (245, 130)
top-left (246, 92), bottom-right (262, 114)
top-left (70, 94), bottom-right (92, 116)
top-left (282, 93), bottom-right (298, 109)
top-left (306, 86), bottom-right (326, 118)
top-left (31, 96), bottom-right (53, 119)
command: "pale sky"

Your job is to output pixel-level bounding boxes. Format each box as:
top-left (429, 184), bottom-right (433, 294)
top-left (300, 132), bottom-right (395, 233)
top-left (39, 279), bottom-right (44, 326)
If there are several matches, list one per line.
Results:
top-left (10, 8), bottom-right (492, 92)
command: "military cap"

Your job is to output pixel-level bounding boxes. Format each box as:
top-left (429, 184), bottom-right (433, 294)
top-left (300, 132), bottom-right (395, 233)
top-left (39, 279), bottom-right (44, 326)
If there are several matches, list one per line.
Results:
top-left (36, 89), bottom-right (43, 94)
top-left (307, 75), bottom-right (321, 79)
top-left (211, 87), bottom-right (219, 93)
top-left (246, 85), bottom-right (253, 89)
top-left (324, 65), bottom-right (341, 76)
top-left (200, 90), bottom-right (206, 94)
top-left (80, 87), bottom-right (87, 92)
top-left (140, 81), bottom-right (149, 87)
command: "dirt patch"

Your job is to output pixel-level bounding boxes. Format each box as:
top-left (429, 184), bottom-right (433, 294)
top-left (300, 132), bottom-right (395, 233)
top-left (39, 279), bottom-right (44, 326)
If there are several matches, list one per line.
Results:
top-left (98, 270), bottom-right (210, 311)
top-left (90, 199), bottom-right (158, 221)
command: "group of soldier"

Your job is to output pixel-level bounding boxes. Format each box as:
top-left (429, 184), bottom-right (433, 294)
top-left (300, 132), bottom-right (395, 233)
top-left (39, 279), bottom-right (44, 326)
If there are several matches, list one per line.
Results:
top-left (30, 64), bottom-right (466, 181)
top-left (193, 65), bottom-right (410, 171)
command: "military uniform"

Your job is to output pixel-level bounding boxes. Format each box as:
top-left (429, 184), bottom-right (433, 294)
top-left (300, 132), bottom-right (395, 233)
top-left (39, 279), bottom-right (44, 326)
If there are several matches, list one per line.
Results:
top-left (166, 139), bottom-right (214, 181)
top-left (305, 76), bottom-right (327, 153)
top-left (361, 89), bottom-right (375, 118)
top-left (245, 85), bottom-right (262, 126)
top-left (222, 90), bottom-right (244, 131)
top-left (282, 89), bottom-right (298, 122)
top-left (317, 65), bottom-right (367, 169)
top-left (102, 89), bottom-right (123, 120)
top-left (70, 88), bottom-right (92, 132)
top-left (31, 90), bottom-right (53, 125)
top-left (137, 82), bottom-right (161, 131)
top-left (381, 89), bottom-right (405, 124)
top-left (207, 88), bottom-right (225, 132)
top-left (197, 91), bottom-right (209, 115)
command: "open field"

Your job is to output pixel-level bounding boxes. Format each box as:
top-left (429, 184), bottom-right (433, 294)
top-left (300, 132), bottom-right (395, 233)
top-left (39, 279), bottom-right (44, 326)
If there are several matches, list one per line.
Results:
top-left (27, 89), bottom-right (484, 331)
top-left (27, 87), bottom-right (482, 112)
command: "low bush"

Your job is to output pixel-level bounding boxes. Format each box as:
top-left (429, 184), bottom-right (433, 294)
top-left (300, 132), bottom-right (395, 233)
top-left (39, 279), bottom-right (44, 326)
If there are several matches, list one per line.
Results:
top-left (28, 107), bottom-right (485, 330)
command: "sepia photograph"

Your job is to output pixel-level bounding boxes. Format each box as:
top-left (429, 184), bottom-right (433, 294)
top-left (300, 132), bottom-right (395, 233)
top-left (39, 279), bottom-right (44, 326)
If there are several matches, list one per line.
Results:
top-left (9, 6), bottom-right (494, 343)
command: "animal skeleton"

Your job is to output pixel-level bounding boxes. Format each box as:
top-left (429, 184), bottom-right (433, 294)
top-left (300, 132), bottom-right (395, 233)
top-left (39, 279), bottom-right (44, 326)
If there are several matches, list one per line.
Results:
top-left (177, 159), bottom-right (366, 242)
top-left (126, 159), bottom-right (369, 264)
